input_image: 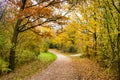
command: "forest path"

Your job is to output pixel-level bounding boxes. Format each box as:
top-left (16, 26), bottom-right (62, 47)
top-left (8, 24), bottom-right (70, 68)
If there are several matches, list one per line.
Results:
top-left (29, 49), bottom-right (80, 80)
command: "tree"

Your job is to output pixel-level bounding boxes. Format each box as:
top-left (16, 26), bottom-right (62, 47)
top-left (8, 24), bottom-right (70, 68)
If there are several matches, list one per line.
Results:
top-left (6, 0), bottom-right (68, 71)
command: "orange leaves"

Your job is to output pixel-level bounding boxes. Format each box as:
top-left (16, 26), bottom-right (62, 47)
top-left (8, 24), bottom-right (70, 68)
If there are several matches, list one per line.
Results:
top-left (40, 7), bottom-right (53, 18)
top-left (17, 6), bottom-right (53, 20)
top-left (34, 26), bottom-right (55, 38)
top-left (15, 0), bottom-right (67, 24)
top-left (5, 0), bottom-right (69, 35)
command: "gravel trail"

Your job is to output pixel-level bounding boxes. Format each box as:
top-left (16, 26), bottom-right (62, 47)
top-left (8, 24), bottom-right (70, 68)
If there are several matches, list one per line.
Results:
top-left (29, 49), bottom-right (79, 80)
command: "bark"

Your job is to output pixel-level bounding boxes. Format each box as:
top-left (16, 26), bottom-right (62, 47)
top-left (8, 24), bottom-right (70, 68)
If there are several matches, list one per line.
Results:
top-left (106, 23), bottom-right (115, 61)
top-left (117, 19), bottom-right (120, 80)
top-left (104, 6), bottom-right (115, 61)
top-left (8, 19), bottom-right (22, 71)
top-left (93, 30), bottom-right (97, 56)
top-left (117, 1), bottom-right (120, 79)
top-left (8, 26), bottom-right (19, 71)
top-left (86, 46), bottom-right (90, 58)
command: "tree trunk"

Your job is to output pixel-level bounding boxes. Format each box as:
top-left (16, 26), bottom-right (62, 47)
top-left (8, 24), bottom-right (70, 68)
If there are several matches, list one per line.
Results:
top-left (8, 28), bottom-right (19, 71)
top-left (117, 32), bottom-right (120, 79)
top-left (104, 6), bottom-right (115, 61)
top-left (117, 1), bottom-right (120, 78)
top-left (86, 46), bottom-right (90, 58)
top-left (8, 0), bottom-right (27, 71)
top-left (106, 23), bottom-right (115, 61)
top-left (93, 30), bottom-right (97, 56)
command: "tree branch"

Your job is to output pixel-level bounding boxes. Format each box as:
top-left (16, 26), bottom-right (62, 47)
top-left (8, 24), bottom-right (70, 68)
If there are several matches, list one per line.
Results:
top-left (19, 15), bottom-right (45, 30)
top-left (111, 0), bottom-right (120, 14)
top-left (19, 17), bottom-right (61, 32)
top-left (21, 0), bottom-right (27, 10)
top-left (25, 0), bottom-right (65, 9)
top-left (25, 0), bottom-right (47, 8)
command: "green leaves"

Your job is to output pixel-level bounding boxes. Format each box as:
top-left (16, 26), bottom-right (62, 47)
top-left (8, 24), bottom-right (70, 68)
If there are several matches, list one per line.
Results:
top-left (0, 57), bottom-right (10, 74)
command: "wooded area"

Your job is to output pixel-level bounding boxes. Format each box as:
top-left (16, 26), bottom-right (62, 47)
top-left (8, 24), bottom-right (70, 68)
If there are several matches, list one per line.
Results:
top-left (0, 0), bottom-right (120, 80)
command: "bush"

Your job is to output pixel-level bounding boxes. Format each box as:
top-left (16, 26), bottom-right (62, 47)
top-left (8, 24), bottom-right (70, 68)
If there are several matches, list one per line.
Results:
top-left (68, 46), bottom-right (77, 53)
top-left (0, 57), bottom-right (10, 74)
top-left (17, 50), bottom-right (38, 65)
top-left (49, 43), bottom-right (57, 48)
top-left (0, 33), bottom-right (10, 60)
top-left (40, 41), bottom-right (49, 52)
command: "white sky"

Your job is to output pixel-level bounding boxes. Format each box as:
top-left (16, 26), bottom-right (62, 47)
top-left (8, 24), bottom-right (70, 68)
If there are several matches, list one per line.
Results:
top-left (31, 0), bottom-right (37, 5)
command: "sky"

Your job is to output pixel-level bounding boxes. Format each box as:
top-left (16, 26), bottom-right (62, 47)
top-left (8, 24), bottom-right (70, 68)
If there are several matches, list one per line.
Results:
top-left (31, 0), bottom-right (37, 5)
top-left (0, 0), bottom-right (6, 10)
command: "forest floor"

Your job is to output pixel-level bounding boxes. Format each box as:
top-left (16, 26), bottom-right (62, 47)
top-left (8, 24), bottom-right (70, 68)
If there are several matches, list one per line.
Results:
top-left (28, 49), bottom-right (116, 80)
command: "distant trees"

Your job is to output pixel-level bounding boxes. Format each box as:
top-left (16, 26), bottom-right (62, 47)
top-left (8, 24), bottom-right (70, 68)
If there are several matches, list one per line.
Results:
top-left (52, 21), bottom-right (81, 52)
top-left (51, 0), bottom-right (120, 79)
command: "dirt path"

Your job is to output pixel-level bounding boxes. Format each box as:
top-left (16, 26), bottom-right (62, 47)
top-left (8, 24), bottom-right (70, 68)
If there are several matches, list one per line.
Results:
top-left (29, 49), bottom-right (79, 80)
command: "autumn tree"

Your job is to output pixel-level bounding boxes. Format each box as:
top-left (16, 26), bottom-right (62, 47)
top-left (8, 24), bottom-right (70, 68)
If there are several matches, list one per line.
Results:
top-left (4, 0), bottom-right (68, 71)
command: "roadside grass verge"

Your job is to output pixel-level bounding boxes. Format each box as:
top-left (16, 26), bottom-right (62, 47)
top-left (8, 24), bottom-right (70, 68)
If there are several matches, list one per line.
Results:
top-left (0, 52), bottom-right (57, 80)
top-left (38, 52), bottom-right (57, 62)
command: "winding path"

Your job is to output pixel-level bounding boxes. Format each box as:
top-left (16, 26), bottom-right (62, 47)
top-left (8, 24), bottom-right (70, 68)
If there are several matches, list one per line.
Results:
top-left (29, 49), bottom-right (79, 80)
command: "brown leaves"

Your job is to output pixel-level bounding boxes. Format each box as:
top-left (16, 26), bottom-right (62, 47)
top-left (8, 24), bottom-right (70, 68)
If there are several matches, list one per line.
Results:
top-left (73, 58), bottom-right (116, 80)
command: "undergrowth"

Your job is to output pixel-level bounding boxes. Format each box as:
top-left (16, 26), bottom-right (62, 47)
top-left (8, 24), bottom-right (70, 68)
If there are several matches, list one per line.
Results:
top-left (0, 52), bottom-right (57, 80)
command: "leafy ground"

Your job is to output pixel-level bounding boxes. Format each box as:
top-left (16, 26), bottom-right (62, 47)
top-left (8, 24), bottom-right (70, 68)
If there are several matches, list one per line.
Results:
top-left (72, 58), bottom-right (116, 80)
top-left (0, 52), bottom-right (57, 80)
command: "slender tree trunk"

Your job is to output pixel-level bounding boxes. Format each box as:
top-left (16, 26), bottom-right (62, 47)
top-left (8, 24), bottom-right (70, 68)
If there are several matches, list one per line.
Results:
top-left (93, 29), bottom-right (97, 56)
top-left (86, 46), bottom-right (90, 58)
top-left (8, 19), bottom-right (22, 71)
top-left (106, 23), bottom-right (115, 61)
top-left (8, 27), bottom-right (19, 71)
top-left (104, 7), bottom-right (115, 61)
top-left (117, 19), bottom-right (120, 80)
top-left (116, 14), bottom-right (120, 79)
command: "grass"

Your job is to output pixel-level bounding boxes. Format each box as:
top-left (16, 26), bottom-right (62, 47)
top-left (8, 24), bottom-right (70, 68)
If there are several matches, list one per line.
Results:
top-left (38, 52), bottom-right (57, 62)
top-left (0, 52), bottom-right (57, 80)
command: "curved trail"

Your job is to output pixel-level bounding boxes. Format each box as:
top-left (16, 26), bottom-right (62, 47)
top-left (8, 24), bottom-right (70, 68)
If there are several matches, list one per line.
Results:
top-left (29, 49), bottom-right (79, 80)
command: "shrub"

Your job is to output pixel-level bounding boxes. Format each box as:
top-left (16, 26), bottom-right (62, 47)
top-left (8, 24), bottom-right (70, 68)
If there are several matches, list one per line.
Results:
top-left (0, 57), bottom-right (10, 74)
top-left (40, 41), bottom-right (49, 52)
top-left (17, 50), bottom-right (37, 65)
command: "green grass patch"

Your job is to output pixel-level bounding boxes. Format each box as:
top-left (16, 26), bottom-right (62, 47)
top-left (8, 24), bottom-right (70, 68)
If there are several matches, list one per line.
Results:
top-left (38, 52), bottom-right (57, 62)
top-left (0, 52), bottom-right (57, 80)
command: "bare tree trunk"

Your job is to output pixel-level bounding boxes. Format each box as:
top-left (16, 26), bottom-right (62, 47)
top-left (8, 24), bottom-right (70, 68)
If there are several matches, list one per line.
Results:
top-left (117, 1), bottom-right (120, 79)
top-left (8, 19), bottom-right (22, 71)
top-left (86, 46), bottom-right (90, 58)
top-left (116, 13), bottom-right (120, 79)
top-left (104, 6), bottom-right (115, 61)
top-left (106, 23), bottom-right (115, 61)
top-left (8, 27), bottom-right (19, 71)
top-left (93, 29), bottom-right (97, 56)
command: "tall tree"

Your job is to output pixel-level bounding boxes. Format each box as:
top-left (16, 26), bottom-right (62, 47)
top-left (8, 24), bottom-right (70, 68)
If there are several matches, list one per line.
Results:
top-left (7, 0), bottom-right (67, 71)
